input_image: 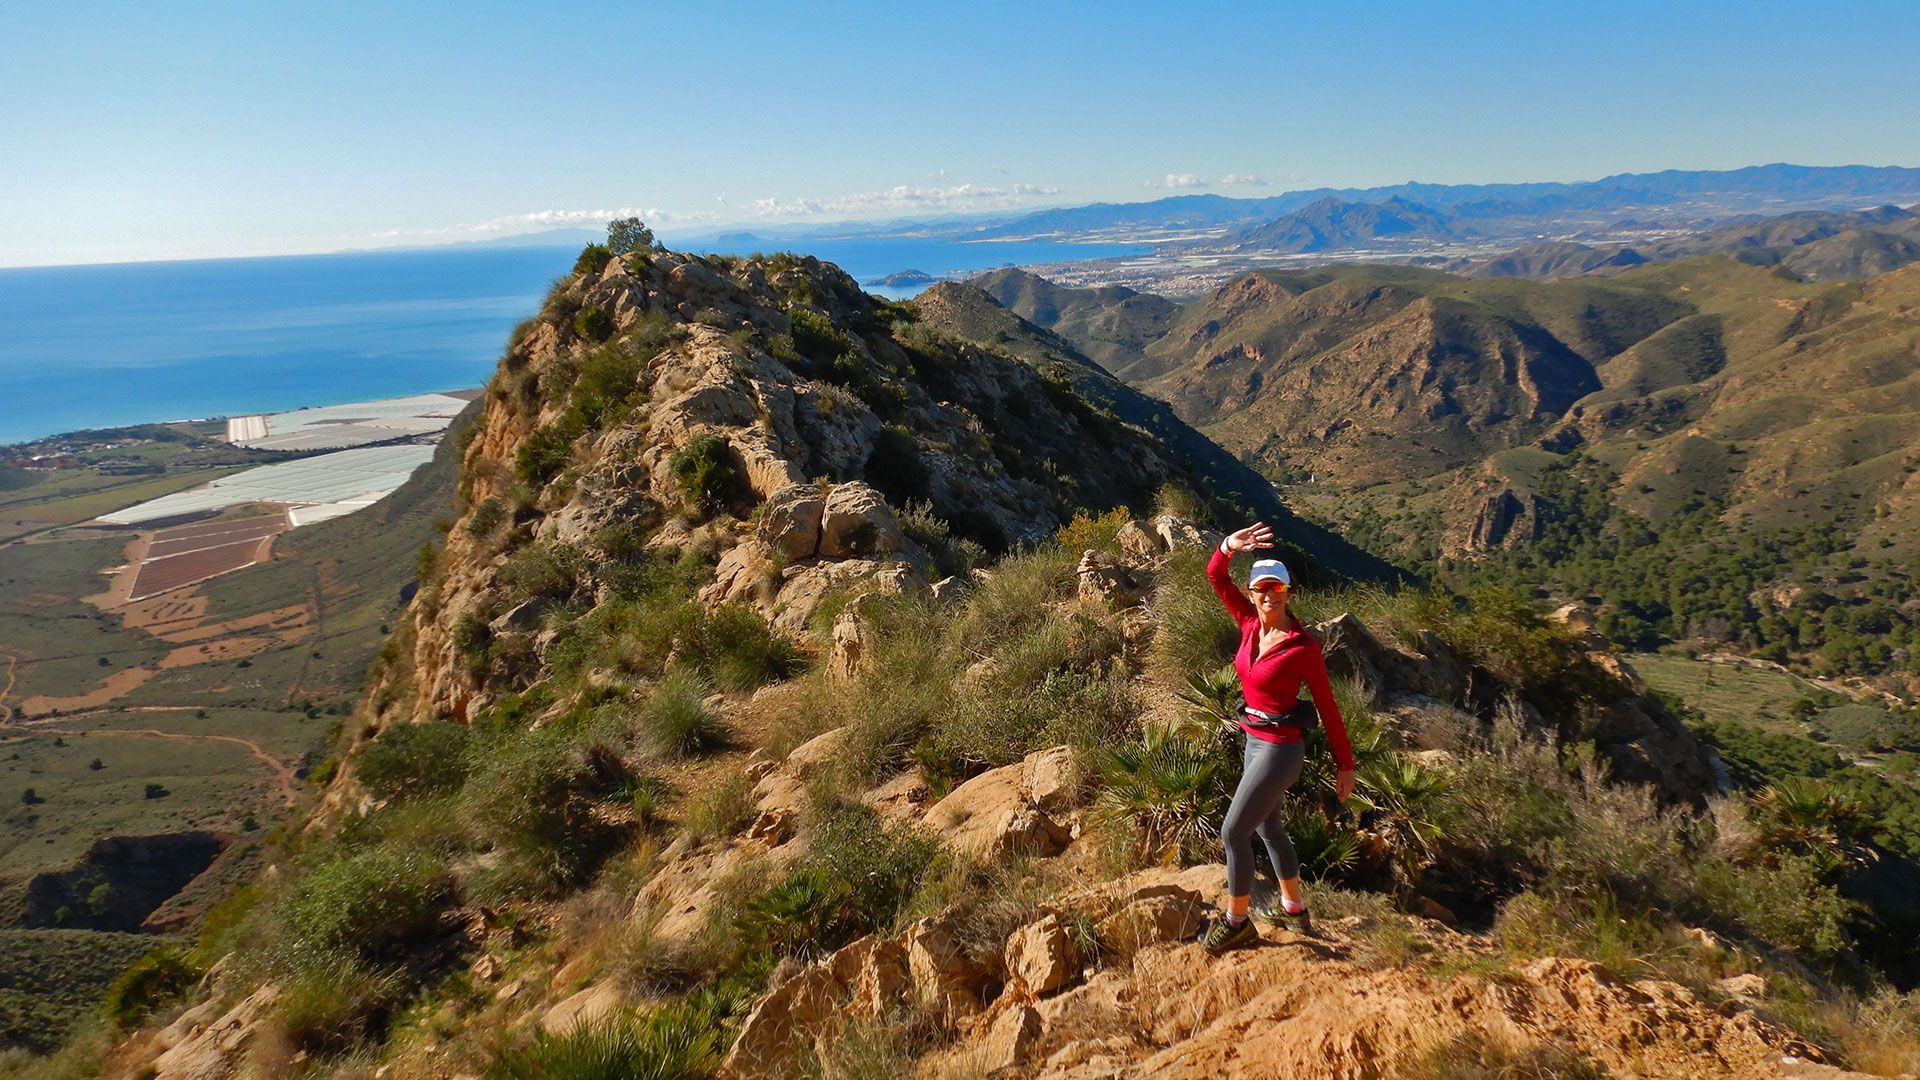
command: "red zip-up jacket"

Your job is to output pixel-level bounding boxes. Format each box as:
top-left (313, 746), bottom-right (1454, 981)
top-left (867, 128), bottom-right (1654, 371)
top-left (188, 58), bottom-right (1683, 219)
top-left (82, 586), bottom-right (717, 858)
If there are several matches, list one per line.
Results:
top-left (1207, 545), bottom-right (1355, 771)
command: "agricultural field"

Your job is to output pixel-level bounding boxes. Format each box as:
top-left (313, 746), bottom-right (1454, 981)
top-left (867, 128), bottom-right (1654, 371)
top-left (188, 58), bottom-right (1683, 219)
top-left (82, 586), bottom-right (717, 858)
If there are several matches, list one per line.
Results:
top-left (0, 408), bottom-right (468, 962)
top-left (126, 513), bottom-right (288, 601)
top-left (0, 708), bottom-right (303, 883)
top-left (0, 467), bottom-right (250, 544)
top-left (1628, 651), bottom-right (1829, 735)
top-left (1633, 650), bottom-right (1920, 769)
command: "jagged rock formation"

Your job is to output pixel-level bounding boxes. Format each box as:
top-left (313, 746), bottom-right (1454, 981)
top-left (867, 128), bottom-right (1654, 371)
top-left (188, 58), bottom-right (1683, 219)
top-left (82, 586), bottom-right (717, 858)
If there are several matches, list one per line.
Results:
top-left (385, 249), bottom-right (1322, 727)
top-left (95, 245), bottom-right (1889, 1080)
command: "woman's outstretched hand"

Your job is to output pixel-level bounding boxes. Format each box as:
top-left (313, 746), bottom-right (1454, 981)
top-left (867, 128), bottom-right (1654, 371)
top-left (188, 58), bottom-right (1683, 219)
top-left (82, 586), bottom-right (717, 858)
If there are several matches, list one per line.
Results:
top-left (1223, 523), bottom-right (1275, 555)
top-left (1336, 768), bottom-right (1357, 802)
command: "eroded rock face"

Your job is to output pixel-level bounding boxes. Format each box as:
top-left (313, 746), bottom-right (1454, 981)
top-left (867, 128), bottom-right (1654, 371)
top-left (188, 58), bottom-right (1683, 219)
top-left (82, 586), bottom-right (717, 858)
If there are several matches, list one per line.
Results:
top-left (817, 482), bottom-right (914, 560)
top-left (150, 983), bottom-right (279, 1080)
top-left (1006, 914), bottom-right (1079, 995)
top-left (757, 483), bottom-right (825, 562)
top-left (922, 746), bottom-right (1080, 859)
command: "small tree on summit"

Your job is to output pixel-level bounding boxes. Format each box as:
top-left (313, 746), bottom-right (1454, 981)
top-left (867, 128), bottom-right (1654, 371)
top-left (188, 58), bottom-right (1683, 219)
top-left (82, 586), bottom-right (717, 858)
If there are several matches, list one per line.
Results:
top-left (608, 217), bottom-right (655, 256)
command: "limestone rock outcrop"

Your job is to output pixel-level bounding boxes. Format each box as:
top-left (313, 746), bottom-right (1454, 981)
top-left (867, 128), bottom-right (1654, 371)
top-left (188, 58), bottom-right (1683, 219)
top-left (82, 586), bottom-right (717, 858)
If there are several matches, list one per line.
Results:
top-left (922, 745), bottom-right (1082, 859)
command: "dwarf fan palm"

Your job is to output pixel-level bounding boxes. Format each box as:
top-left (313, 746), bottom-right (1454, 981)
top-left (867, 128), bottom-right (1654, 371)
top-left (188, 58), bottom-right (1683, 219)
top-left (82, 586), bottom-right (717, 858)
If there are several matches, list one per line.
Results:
top-left (1097, 724), bottom-right (1234, 864)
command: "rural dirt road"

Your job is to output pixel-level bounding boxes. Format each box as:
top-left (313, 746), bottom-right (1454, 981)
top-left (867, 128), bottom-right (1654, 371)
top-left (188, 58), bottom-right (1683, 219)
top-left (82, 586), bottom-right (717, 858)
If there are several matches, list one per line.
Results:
top-left (0, 707), bottom-right (301, 808)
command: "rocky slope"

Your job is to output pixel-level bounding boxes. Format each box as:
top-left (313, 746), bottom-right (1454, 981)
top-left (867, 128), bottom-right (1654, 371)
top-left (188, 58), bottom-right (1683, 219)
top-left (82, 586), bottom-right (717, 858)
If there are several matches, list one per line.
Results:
top-left (982, 255), bottom-right (1920, 564)
top-left (89, 244), bottom-right (1915, 1080)
top-left (389, 247), bottom-right (1348, 726)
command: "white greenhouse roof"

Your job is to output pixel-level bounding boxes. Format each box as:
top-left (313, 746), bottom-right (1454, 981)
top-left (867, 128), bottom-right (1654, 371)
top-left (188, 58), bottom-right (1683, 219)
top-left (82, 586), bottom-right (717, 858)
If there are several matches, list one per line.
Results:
top-left (225, 391), bottom-right (474, 451)
top-left (97, 445), bottom-right (437, 525)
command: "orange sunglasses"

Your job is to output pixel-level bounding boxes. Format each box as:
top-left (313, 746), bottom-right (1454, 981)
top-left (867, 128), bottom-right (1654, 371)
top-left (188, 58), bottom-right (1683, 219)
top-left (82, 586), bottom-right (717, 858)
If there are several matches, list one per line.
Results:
top-left (1250, 581), bottom-right (1290, 594)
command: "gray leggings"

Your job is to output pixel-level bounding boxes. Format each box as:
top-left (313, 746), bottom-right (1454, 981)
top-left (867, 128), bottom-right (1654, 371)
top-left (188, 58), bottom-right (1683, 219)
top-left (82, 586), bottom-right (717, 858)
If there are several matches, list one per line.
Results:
top-left (1222, 735), bottom-right (1305, 897)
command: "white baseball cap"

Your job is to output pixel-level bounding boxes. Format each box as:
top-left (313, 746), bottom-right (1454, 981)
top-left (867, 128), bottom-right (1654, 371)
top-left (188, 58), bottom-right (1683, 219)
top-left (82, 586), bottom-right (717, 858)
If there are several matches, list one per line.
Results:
top-left (1248, 559), bottom-right (1291, 588)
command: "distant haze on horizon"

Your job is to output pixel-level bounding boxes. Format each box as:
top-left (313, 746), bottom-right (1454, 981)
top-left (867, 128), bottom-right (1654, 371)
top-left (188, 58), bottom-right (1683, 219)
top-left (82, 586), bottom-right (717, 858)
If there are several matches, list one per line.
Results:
top-left (4, 0), bottom-right (1918, 269)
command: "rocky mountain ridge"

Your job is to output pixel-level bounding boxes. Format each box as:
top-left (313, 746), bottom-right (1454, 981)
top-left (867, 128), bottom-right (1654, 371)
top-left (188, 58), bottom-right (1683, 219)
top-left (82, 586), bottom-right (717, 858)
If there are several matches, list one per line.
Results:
top-left (86, 243), bottom-right (1916, 1080)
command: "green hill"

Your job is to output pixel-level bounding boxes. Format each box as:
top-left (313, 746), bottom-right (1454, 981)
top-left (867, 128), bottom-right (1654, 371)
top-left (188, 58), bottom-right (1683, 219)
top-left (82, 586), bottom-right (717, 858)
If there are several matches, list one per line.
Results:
top-left (987, 256), bottom-right (1920, 689)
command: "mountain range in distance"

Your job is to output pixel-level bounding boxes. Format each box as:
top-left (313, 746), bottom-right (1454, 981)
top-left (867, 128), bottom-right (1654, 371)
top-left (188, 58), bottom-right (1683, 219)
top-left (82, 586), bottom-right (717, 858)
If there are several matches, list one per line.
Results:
top-left (441, 163), bottom-right (1920, 255)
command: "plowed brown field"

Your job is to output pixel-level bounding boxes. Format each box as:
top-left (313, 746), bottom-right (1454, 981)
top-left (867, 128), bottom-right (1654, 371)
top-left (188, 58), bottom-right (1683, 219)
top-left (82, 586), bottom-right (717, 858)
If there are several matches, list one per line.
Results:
top-left (126, 513), bottom-right (287, 601)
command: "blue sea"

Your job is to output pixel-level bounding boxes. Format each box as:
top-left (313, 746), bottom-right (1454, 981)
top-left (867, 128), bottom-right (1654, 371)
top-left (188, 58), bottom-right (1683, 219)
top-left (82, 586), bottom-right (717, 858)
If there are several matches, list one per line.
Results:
top-left (0, 237), bottom-right (1144, 446)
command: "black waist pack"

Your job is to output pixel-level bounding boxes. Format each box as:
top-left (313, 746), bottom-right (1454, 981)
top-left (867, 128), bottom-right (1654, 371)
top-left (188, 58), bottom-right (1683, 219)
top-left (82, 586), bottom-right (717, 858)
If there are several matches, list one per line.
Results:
top-left (1240, 698), bottom-right (1319, 732)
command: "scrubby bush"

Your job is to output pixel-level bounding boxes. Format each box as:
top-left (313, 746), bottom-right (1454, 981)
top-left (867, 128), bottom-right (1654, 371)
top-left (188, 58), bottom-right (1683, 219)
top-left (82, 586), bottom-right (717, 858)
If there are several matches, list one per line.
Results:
top-left (269, 953), bottom-right (406, 1056)
top-left (573, 244), bottom-right (613, 276)
top-left (682, 773), bottom-right (755, 844)
top-left (466, 496), bottom-right (509, 537)
top-left (501, 542), bottom-right (589, 602)
top-left (517, 417), bottom-right (584, 486)
top-left (864, 424), bottom-right (929, 504)
top-left (1056, 506), bottom-right (1133, 555)
top-left (357, 721), bottom-right (472, 802)
top-left (634, 668), bottom-right (728, 758)
top-left (488, 1000), bottom-right (722, 1080)
top-left (1147, 544), bottom-right (1240, 686)
top-left (464, 729), bottom-right (623, 896)
top-left (104, 947), bottom-right (203, 1027)
top-left (668, 434), bottom-right (741, 513)
top-left (738, 804), bottom-right (940, 966)
top-left (572, 305), bottom-right (612, 342)
top-left (276, 847), bottom-right (452, 968)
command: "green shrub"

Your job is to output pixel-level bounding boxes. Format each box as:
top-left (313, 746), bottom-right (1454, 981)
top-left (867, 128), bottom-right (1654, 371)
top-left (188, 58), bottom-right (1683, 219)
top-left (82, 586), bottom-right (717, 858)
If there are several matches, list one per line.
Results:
top-left (487, 1000), bottom-right (722, 1080)
top-left (467, 497), bottom-right (509, 537)
top-left (1147, 544), bottom-right (1240, 686)
top-left (740, 804), bottom-right (939, 965)
top-left (635, 668), bottom-right (728, 758)
top-left (453, 611), bottom-right (493, 676)
top-left (674, 602), bottom-right (805, 692)
top-left (501, 542), bottom-right (589, 602)
top-left (682, 773), bottom-right (755, 844)
top-left (788, 307), bottom-right (856, 367)
top-left (271, 953), bottom-right (405, 1056)
top-left (923, 666), bottom-right (1136, 783)
top-left (1097, 724), bottom-right (1234, 864)
top-left (464, 730), bottom-right (618, 894)
top-left (357, 721), bottom-right (472, 802)
top-left (104, 947), bottom-right (203, 1027)
top-left (895, 500), bottom-right (979, 581)
top-left (668, 434), bottom-right (740, 513)
top-left (1056, 506), bottom-right (1133, 554)
top-left (736, 868), bottom-right (852, 963)
top-left (863, 424), bottom-right (928, 504)
top-left (573, 244), bottom-right (613, 276)
top-left (518, 416), bottom-right (585, 486)
top-left (572, 306), bottom-right (613, 342)
top-left (276, 846), bottom-right (452, 968)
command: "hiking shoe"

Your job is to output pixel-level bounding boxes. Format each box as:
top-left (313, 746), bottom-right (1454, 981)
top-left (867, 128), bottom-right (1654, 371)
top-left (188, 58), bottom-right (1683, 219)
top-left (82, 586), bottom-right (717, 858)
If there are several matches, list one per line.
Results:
top-left (1268, 906), bottom-right (1312, 934)
top-left (1201, 916), bottom-right (1259, 956)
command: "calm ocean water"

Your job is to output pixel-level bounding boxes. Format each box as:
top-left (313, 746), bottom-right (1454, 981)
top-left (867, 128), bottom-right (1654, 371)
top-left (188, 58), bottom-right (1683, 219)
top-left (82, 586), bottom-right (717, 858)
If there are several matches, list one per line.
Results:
top-left (0, 236), bottom-right (1145, 446)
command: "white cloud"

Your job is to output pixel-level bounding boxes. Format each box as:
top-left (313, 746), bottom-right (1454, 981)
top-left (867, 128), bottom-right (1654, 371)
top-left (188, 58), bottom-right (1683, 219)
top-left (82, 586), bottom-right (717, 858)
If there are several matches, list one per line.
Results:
top-left (742, 182), bottom-right (1060, 220)
top-left (1221, 173), bottom-right (1270, 187)
top-left (368, 206), bottom-right (720, 243)
top-left (1146, 173), bottom-right (1207, 189)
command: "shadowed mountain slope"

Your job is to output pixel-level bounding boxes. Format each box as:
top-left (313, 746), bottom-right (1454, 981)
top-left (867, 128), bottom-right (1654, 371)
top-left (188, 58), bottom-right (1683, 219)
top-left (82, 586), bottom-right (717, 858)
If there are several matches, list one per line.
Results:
top-left (910, 282), bottom-right (1401, 582)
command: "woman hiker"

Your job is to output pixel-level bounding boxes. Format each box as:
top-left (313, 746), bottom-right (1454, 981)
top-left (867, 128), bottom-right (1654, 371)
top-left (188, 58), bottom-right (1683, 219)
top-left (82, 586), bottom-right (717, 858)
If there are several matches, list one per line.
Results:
top-left (1200, 521), bottom-right (1356, 956)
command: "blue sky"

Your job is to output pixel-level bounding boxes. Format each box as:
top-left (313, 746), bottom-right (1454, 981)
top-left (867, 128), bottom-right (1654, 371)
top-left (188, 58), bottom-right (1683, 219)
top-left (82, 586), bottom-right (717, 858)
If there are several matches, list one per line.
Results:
top-left (3, 0), bottom-right (1916, 267)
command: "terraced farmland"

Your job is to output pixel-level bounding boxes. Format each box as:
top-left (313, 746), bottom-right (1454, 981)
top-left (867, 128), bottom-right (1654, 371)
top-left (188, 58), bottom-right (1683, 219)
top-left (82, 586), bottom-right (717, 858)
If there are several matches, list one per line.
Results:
top-left (127, 513), bottom-right (287, 601)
